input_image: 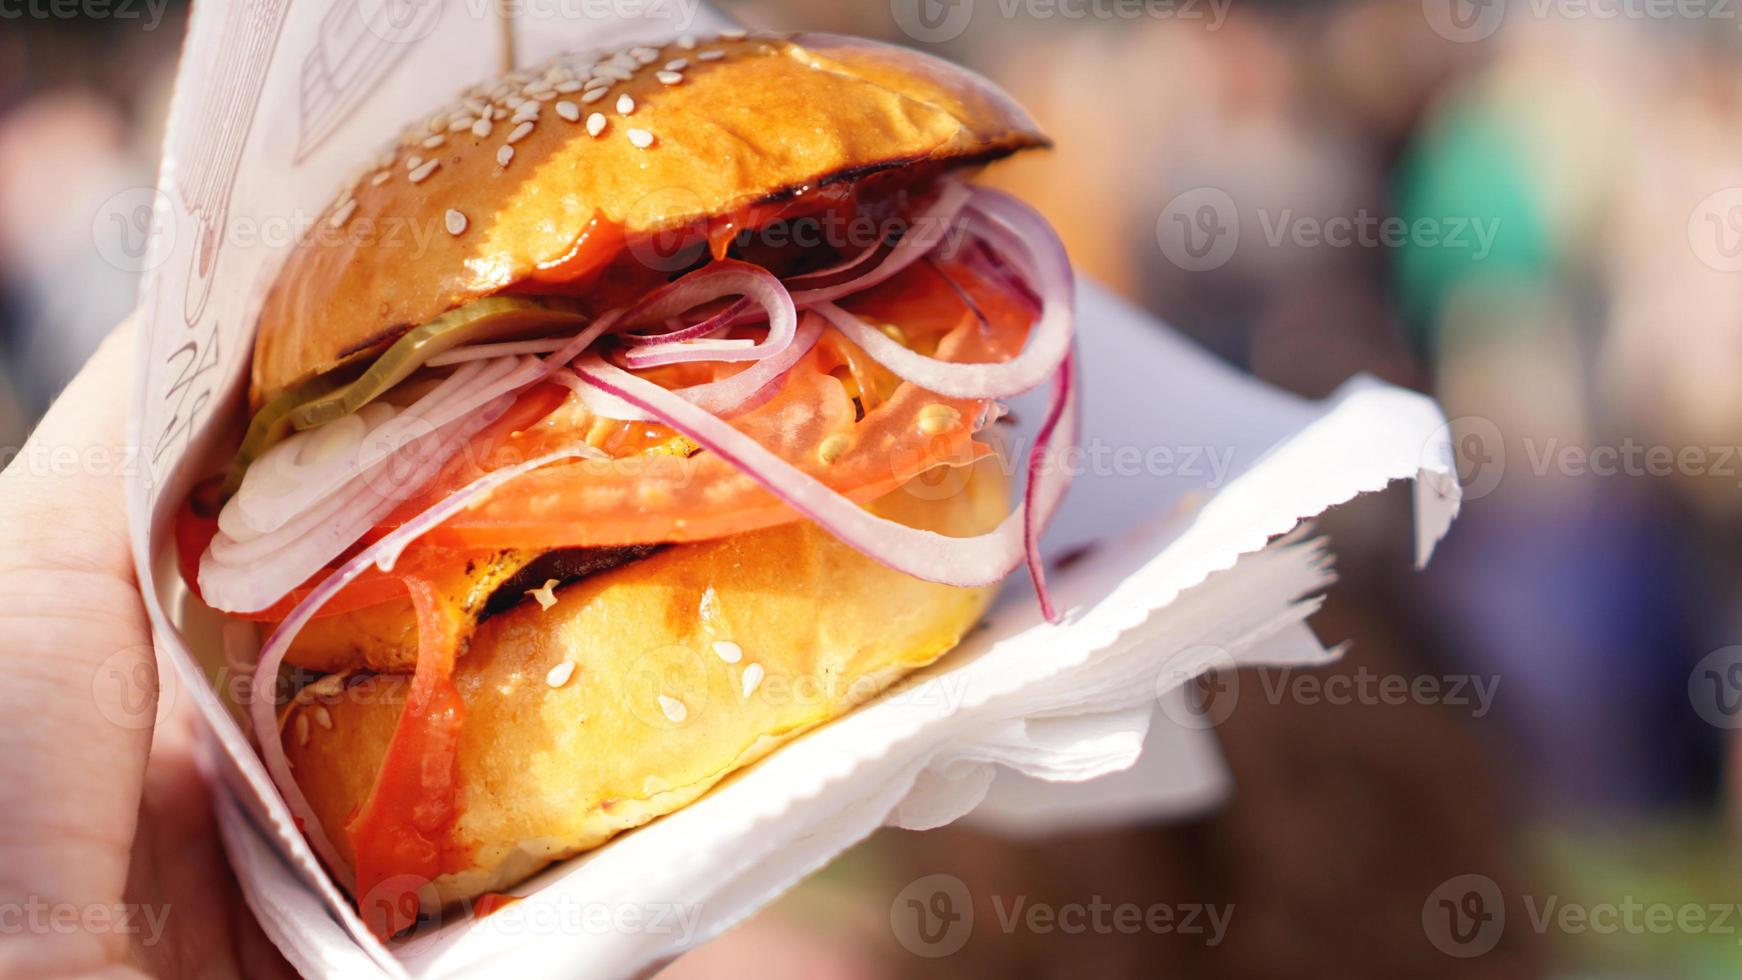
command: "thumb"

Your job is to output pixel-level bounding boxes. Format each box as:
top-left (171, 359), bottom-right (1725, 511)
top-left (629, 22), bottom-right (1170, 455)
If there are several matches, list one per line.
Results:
top-left (0, 318), bottom-right (158, 971)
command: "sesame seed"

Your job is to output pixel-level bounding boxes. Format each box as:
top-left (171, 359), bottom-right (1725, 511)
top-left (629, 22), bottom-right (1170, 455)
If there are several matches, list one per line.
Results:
top-left (507, 120), bottom-right (535, 143)
top-left (463, 97), bottom-right (488, 116)
top-left (917, 403), bottom-right (961, 436)
top-left (740, 663), bottom-right (764, 699)
top-left (658, 694), bottom-right (688, 723)
top-left (616, 93), bottom-right (636, 115)
top-left (584, 77), bottom-right (611, 92)
top-left (471, 117), bottom-right (493, 137)
top-left (445, 208), bottom-right (468, 235)
top-left (665, 58), bottom-right (688, 71)
top-left (449, 116), bottom-right (476, 132)
top-left (697, 50), bottom-right (725, 61)
top-left (555, 80), bottom-right (583, 93)
top-left (497, 144), bottom-right (515, 167)
top-left (422, 134), bottom-right (446, 149)
top-left (491, 105), bottom-right (508, 119)
top-left (631, 46), bottom-right (659, 63)
top-left (555, 100), bottom-right (580, 122)
top-left (586, 112), bottom-right (606, 137)
top-left (405, 154), bottom-right (423, 170)
top-left (506, 95), bottom-right (526, 109)
top-left (627, 128), bottom-right (654, 149)
top-left (370, 171), bottom-right (391, 186)
top-left (581, 87), bottom-right (610, 105)
top-left (409, 159), bottom-right (439, 183)
top-left (818, 433), bottom-right (849, 465)
top-left (328, 198), bottom-right (358, 228)
top-left (656, 70), bottom-right (683, 86)
top-left (599, 65), bottom-right (633, 82)
top-left (295, 714), bottom-right (309, 746)
top-left (309, 674), bottom-right (345, 699)
top-left (314, 705), bottom-right (334, 730)
top-left (722, 27), bottom-right (746, 39)
top-left (713, 641), bottom-right (742, 664)
top-left (678, 34), bottom-right (696, 49)
top-left (545, 659), bottom-right (576, 688)
top-left (528, 578), bottom-right (559, 610)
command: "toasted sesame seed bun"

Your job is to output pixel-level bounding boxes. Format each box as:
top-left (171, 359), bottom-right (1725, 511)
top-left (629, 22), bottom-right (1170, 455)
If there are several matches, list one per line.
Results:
top-left (250, 31), bottom-right (1048, 407)
top-left (281, 456), bottom-right (1007, 911)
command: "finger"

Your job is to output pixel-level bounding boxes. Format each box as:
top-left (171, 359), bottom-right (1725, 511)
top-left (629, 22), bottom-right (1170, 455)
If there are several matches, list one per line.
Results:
top-left (0, 318), bottom-right (155, 973)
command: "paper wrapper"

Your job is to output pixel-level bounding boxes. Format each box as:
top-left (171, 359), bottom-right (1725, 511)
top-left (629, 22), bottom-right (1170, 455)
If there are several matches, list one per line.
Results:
top-left (122, 6), bottom-right (1461, 978)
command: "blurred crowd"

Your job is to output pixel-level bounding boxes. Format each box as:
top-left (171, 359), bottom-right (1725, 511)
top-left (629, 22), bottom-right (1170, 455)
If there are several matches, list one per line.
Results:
top-left (9, 0), bottom-right (1742, 976)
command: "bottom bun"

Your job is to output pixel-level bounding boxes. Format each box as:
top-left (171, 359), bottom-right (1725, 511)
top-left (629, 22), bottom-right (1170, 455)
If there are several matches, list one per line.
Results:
top-left (283, 455), bottom-right (1009, 911)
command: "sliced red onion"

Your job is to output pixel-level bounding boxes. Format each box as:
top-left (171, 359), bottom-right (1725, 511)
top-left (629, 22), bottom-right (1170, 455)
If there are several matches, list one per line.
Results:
top-left (201, 396), bottom-right (513, 613)
top-left (426, 336), bottom-right (575, 365)
top-left (615, 262), bottom-right (795, 368)
top-left (619, 297), bottom-right (752, 346)
top-left (787, 180), bottom-right (972, 306)
top-left (205, 316), bottom-right (622, 613)
top-left (249, 441), bottom-right (607, 883)
top-left (1025, 351), bottom-right (1078, 623)
top-left (783, 239), bottom-right (886, 286)
top-left (574, 314), bottom-right (826, 422)
top-left (570, 349), bottom-right (1077, 613)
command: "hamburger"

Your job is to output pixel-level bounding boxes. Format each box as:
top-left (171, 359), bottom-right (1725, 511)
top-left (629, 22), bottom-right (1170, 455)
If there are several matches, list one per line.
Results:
top-left (174, 30), bottom-right (1078, 939)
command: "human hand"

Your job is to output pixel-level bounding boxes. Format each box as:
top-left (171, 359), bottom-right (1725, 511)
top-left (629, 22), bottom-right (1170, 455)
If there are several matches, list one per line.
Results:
top-left (0, 319), bottom-right (290, 978)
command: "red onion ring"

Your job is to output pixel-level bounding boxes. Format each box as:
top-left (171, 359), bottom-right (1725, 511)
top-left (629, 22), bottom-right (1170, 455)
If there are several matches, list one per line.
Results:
top-left (787, 180), bottom-right (973, 306)
top-left (248, 441), bottom-right (608, 884)
top-left (570, 349), bottom-right (1077, 616)
top-left (617, 262), bottom-right (796, 368)
top-left (618, 297), bottom-right (753, 347)
top-left (573, 314), bottom-right (826, 422)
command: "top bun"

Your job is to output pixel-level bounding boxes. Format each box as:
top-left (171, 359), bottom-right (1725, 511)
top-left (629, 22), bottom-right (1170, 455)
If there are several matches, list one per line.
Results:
top-left (250, 31), bottom-right (1048, 405)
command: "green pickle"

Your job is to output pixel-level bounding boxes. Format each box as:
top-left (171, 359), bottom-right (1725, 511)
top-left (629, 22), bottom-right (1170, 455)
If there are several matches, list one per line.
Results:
top-left (222, 296), bottom-right (585, 496)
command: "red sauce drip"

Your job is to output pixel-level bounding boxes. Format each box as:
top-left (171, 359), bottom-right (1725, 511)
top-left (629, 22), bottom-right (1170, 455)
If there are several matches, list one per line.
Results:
top-left (346, 575), bottom-right (470, 939)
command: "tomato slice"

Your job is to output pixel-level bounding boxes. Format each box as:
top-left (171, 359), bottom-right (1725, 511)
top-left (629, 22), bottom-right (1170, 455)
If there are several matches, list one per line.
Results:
top-left (347, 574), bottom-right (470, 939)
top-left (388, 258), bottom-right (1034, 553)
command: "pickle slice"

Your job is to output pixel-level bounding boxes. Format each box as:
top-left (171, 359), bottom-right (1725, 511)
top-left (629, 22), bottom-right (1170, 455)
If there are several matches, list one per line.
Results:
top-left (222, 297), bottom-right (587, 496)
top-left (289, 297), bottom-right (586, 431)
top-left (220, 372), bottom-right (351, 497)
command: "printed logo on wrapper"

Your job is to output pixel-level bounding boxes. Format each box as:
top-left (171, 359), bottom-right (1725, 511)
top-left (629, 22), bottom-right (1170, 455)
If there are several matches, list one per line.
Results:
top-left (1688, 646), bottom-right (1742, 730)
top-left (91, 645), bottom-right (175, 731)
top-left (891, 0), bottom-right (975, 44)
top-left (92, 186), bottom-right (173, 275)
top-left (615, 642), bottom-right (710, 730)
top-left (1155, 187), bottom-right (1239, 273)
top-left (1688, 187), bottom-right (1742, 273)
top-left (890, 873), bottom-right (974, 957)
top-left (1423, 873), bottom-right (1505, 958)
top-left (1154, 643), bottom-right (1239, 730)
top-left (1420, 0), bottom-right (1506, 43)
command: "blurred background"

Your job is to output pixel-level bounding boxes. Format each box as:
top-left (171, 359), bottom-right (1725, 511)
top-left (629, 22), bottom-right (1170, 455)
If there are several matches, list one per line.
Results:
top-left (9, 0), bottom-right (1742, 976)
